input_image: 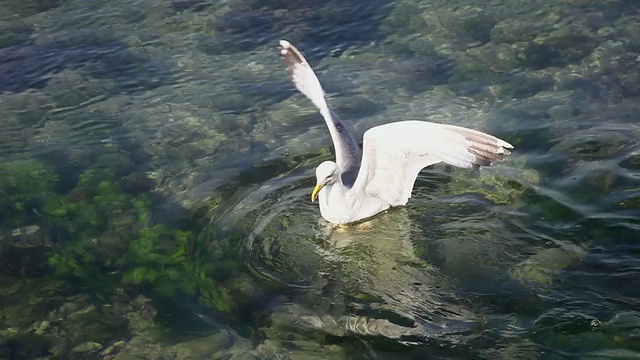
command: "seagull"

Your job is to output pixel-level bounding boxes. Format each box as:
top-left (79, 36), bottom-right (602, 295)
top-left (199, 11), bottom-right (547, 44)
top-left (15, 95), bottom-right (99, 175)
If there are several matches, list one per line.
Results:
top-left (278, 40), bottom-right (514, 225)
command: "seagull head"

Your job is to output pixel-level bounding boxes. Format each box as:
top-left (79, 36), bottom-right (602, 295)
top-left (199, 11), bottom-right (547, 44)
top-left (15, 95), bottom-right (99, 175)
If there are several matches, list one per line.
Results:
top-left (312, 161), bottom-right (339, 202)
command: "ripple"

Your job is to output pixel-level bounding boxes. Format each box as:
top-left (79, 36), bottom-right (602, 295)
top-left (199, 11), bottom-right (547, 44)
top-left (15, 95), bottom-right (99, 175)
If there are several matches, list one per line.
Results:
top-left (209, 163), bottom-right (538, 346)
top-left (2, 0), bottom-right (640, 357)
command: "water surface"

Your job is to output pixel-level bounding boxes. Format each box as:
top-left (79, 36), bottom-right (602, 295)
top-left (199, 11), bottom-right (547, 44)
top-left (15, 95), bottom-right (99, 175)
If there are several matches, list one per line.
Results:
top-left (1, 0), bottom-right (640, 359)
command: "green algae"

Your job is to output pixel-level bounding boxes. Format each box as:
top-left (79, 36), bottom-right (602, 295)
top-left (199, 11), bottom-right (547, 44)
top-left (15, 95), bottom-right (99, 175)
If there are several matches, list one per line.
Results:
top-left (0, 158), bottom-right (59, 228)
top-left (42, 167), bottom-right (152, 283)
top-left (118, 222), bottom-right (244, 314)
top-left (0, 153), bottom-right (240, 320)
top-left (447, 165), bottom-right (540, 206)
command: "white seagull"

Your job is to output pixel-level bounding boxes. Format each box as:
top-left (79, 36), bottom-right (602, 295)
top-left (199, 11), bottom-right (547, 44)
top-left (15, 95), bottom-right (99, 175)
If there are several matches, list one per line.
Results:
top-left (278, 40), bottom-right (514, 225)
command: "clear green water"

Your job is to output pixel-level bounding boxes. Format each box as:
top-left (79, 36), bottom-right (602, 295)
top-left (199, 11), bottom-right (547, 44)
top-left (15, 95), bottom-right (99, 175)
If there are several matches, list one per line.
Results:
top-left (1, 0), bottom-right (640, 359)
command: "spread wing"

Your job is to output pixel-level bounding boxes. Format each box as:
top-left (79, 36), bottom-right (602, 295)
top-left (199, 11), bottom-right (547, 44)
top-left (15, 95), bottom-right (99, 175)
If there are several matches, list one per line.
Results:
top-left (352, 121), bottom-right (514, 206)
top-left (278, 40), bottom-right (362, 186)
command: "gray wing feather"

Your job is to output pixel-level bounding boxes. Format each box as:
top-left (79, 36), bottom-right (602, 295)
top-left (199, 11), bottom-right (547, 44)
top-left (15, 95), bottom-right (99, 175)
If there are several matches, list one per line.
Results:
top-left (279, 40), bottom-right (362, 186)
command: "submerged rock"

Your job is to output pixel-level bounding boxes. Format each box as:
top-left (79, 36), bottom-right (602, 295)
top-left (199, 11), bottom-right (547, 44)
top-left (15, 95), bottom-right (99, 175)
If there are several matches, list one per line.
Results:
top-left (0, 90), bottom-right (53, 127)
top-left (510, 243), bottom-right (588, 286)
top-left (446, 164), bottom-right (541, 206)
top-left (0, 0), bottom-right (68, 17)
top-left (547, 104), bottom-right (574, 122)
top-left (6, 224), bottom-right (52, 249)
top-left (550, 127), bottom-right (634, 160)
top-left (44, 69), bottom-right (114, 109)
top-left (0, 23), bottom-right (33, 49)
top-left (0, 280), bottom-right (125, 358)
top-left (71, 341), bottom-right (103, 354)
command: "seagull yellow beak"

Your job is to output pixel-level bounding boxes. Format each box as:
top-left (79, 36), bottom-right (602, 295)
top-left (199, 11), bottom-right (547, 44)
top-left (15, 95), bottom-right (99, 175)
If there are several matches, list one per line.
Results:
top-left (311, 183), bottom-right (324, 202)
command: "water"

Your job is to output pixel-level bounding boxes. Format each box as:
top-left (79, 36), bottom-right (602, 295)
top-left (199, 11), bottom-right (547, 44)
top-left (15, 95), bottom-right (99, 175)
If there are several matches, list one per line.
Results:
top-left (1, 0), bottom-right (640, 358)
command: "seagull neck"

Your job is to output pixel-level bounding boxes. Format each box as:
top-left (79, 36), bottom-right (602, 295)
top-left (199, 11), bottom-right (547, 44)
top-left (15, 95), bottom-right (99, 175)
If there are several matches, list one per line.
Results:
top-left (322, 176), bottom-right (347, 205)
top-left (321, 107), bottom-right (362, 187)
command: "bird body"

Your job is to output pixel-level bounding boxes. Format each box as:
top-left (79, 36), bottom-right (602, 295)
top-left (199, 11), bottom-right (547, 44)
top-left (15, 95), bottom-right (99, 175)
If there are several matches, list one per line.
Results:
top-left (314, 160), bottom-right (389, 224)
top-left (279, 40), bottom-right (513, 225)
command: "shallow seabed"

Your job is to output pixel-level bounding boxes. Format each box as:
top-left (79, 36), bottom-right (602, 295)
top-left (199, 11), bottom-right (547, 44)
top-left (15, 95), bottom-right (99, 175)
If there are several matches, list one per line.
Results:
top-left (1, 0), bottom-right (640, 359)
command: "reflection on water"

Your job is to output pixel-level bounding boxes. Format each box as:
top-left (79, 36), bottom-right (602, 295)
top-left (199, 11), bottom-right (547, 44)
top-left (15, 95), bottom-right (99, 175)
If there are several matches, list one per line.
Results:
top-left (1, 0), bottom-right (640, 358)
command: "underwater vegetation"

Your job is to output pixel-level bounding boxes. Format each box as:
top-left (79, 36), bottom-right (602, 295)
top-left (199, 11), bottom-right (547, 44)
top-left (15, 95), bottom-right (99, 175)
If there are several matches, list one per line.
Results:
top-left (0, 154), bottom-right (240, 316)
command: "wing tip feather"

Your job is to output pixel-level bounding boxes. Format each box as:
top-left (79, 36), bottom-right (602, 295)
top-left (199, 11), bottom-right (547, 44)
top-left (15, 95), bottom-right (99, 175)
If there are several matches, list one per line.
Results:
top-left (278, 39), bottom-right (306, 68)
top-left (467, 138), bottom-right (514, 166)
top-left (277, 39), bottom-right (329, 113)
top-left (498, 139), bottom-right (514, 150)
top-left (463, 130), bottom-right (514, 165)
